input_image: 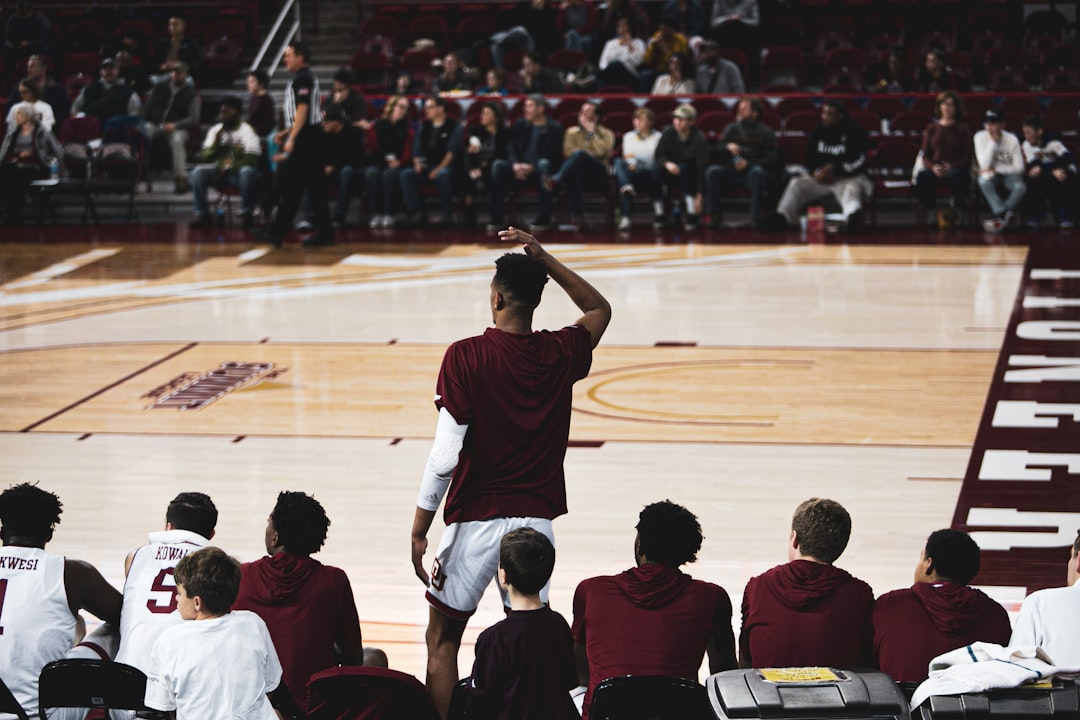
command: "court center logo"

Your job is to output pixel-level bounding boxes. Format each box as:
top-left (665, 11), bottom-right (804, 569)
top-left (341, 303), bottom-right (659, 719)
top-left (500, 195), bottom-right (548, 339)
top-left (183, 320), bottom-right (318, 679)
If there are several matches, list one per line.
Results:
top-left (143, 362), bottom-right (285, 410)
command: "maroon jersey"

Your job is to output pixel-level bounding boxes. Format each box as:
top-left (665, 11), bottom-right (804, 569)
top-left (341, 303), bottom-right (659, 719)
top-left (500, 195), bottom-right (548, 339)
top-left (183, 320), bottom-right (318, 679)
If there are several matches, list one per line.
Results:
top-left (468, 606), bottom-right (579, 720)
top-left (436, 325), bottom-right (593, 524)
top-left (873, 583), bottom-right (1011, 682)
top-left (740, 560), bottom-right (874, 669)
top-left (572, 564), bottom-right (734, 720)
top-left (233, 553), bottom-right (363, 713)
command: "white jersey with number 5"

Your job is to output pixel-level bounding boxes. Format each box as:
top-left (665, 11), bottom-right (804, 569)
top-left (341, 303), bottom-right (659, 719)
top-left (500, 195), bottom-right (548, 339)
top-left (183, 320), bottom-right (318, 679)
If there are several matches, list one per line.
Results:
top-left (0, 545), bottom-right (75, 719)
top-left (115, 529), bottom-right (210, 674)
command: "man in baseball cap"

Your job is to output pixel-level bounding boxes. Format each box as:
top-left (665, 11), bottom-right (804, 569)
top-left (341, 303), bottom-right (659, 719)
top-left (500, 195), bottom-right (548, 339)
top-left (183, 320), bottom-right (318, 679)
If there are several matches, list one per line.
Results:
top-left (975, 108), bottom-right (1026, 233)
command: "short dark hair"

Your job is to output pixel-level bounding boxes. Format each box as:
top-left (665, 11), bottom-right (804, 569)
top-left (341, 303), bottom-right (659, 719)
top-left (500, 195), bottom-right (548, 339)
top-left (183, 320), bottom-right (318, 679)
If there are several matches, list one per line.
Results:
top-left (740, 96), bottom-right (764, 117)
top-left (582, 99), bottom-right (602, 119)
top-left (1023, 114), bottom-right (1043, 130)
top-left (524, 50), bottom-right (543, 65)
top-left (288, 40), bottom-right (310, 64)
top-left (1073, 529), bottom-right (1080, 555)
top-left (333, 67), bottom-right (354, 85)
top-left (493, 253), bottom-right (549, 309)
top-left (166, 492), bottom-right (218, 539)
top-left (925, 529), bottom-right (981, 585)
top-left (248, 69), bottom-right (269, 88)
top-left (792, 498), bottom-right (851, 564)
top-left (19, 79), bottom-right (40, 100)
top-left (270, 491), bottom-right (330, 555)
top-left (426, 94), bottom-right (448, 111)
top-left (636, 500), bottom-right (703, 567)
top-left (500, 527), bottom-right (555, 595)
top-left (482, 100), bottom-right (506, 125)
top-left (173, 547), bottom-right (241, 615)
top-left (0, 483), bottom-right (62, 544)
top-left (822, 99), bottom-right (848, 118)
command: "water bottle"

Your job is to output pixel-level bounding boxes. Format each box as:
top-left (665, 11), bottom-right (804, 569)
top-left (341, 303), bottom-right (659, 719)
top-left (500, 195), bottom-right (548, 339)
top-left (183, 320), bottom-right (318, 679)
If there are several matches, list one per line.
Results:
top-left (49, 157), bottom-right (59, 180)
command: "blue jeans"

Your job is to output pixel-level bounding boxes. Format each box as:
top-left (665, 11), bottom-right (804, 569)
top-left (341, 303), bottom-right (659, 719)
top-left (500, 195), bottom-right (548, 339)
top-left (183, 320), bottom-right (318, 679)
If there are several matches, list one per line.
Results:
top-left (490, 158), bottom-right (555, 224)
top-left (977, 172), bottom-right (1026, 218)
top-left (401, 165), bottom-right (455, 217)
top-left (191, 165), bottom-right (260, 215)
top-left (614, 159), bottom-right (662, 217)
top-left (706, 163), bottom-right (768, 221)
top-left (334, 164), bottom-right (364, 222)
top-left (553, 150), bottom-right (608, 219)
top-left (363, 165), bottom-right (403, 216)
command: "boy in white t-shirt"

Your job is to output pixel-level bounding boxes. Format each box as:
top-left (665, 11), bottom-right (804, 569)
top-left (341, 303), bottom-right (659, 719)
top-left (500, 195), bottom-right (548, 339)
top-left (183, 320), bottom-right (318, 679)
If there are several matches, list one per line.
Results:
top-left (144, 547), bottom-right (299, 720)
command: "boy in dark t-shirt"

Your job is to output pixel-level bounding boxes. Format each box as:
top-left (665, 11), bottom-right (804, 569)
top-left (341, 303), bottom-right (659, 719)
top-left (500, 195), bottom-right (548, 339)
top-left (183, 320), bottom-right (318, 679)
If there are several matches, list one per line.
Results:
top-left (467, 528), bottom-right (578, 720)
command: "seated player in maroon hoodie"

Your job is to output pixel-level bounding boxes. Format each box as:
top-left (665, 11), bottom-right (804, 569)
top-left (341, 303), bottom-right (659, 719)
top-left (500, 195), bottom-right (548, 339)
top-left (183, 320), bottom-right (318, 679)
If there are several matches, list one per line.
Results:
top-left (572, 500), bottom-right (737, 720)
top-left (872, 529), bottom-right (1010, 682)
top-left (233, 491), bottom-right (376, 714)
top-left (740, 498), bottom-right (874, 669)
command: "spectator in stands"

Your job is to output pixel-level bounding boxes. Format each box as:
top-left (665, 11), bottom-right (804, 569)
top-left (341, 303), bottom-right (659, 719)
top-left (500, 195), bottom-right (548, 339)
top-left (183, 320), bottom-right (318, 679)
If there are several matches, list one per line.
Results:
top-left (490, 94), bottom-right (563, 231)
top-left (466, 528), bottom-right (578, 719)
top-left (642, 20), bottom-right (689, 93)
top-left (662, 0), bottom-right (706, 54)
top-left (545, 101), bottom-right (615, 231)
top-left (914, 91), bottom-right (972, 229)
top-left (325, 102), bottom-right (370, 228)
top-left (706, 96), bottom-right (778, 230)
top-left (709, 0), bottom-right (759, 86)
top-left (6, 80), bottom-right (54, 132)
top-left (391, 69), bottom-right (421, 96)
top-left (478, 68), bottom-right (510, 96)
top-left (142, 62), bottom-right (201, 194)
top-left (614, 107), bottom-right (664, 231)
top-left (190, 96), bottom-right (263, 229)
top-left (329, 68), bottom-right (369, 127)
top-left (695, 40), bottom-right (744, 94)
top-left (871, 47), bottom-right (914, 94)
top-left (0, 102), bottom-right (62, 225)
top-left (572, 501), bottom-right (737, 719)
top-left (3, 0), bottom-right (51, 65)
top-left (557, 0), bottom-right (598, 54)
top-left (599, 0), bottom-right (652, 46)
top-left (246, 70), bottom-right (276, 139)
top-left (490, 0), bottom-right (559, 69)
top-left (651, 52), bottom-right (695, 94)
top-left (975, 109), bottom-right (1026, 234)
top-left (432, 52), bottom-right (475, 95)
top-left (113, 49), bottom-right (144, 95)
top-left (520, 51), bottom-right (565, 94)
top-left (233, 491), bottom-right (369, 716)
top-left (598, 18), bottom-right (645, 90)
top-left (773, 100), bottom-right (871, 233)
top-left (1011, 529), bottom-right (1080, 665)
top-left (464, 100), bottom-right (509, 231)
top-left (365, 95), bottom-right (413, 229)
top-left (116, 30), bottom-right (152, 93)
top-left (401, 95), bottom-right (463, 227)
top-left (740, 498), bottom-right (874, 668)
top-left (873, 529), bottom-right (1010, 683)
top-left (917, 48), bottom-right (968, 94)
top-left (655, 103), bottom-right (709, 230)
top-left (7, 55), bottom-right (68, 127)
top-left (153, 16), bottom-right (201, 84)
top-left (71, 57), bottom-right (141, 127)
top-left (1021, 114), bottom-right (1077, 230)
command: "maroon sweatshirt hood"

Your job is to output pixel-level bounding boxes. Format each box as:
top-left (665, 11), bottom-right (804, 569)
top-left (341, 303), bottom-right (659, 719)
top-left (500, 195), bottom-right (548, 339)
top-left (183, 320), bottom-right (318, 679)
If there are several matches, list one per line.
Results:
top-left (761, 560), bottom-right (855, 610)
top-left (245, 552), bottom-right (321, 604)
top-left (612, 563), bottom-right (693, 609)
top-left (910, 582), bottom-right (999, 636)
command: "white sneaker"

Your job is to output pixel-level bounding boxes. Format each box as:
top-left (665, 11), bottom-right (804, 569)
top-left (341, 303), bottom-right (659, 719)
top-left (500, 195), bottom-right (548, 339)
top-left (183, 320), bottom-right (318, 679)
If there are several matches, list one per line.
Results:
top-left (369, 215), bottom-right (383, 229)
top-left (618, 216), bottom-right (632, 231)
top-left (619, 184), bottom-right (636, 197)
top-left (381, 214), bottom-right (395, 228)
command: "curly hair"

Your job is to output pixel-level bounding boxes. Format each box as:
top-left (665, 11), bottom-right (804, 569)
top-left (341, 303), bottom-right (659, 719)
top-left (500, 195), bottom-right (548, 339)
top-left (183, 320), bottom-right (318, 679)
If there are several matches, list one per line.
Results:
top-left (493, 253), bottom-right (548, 309)
top-left (174, 547), bottom-right (241, 615)
top-left (636, 500), bottom-right (703, 567)
top-left (791, 498), bottom-right (851, 564)
top-left (925, 529), bottom-right (981, 585)
top-left (0, 483), bottom-right (63, 543)
top-left (270, 491), bottom-right (330, 555)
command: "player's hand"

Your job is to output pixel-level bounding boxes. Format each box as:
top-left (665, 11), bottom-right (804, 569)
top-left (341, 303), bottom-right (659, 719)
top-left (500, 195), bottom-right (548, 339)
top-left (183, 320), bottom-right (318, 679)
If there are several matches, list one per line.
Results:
top-left (499, 226), bottom-right (545, 259)
top-left (411, 534), bottom-right (430, 585)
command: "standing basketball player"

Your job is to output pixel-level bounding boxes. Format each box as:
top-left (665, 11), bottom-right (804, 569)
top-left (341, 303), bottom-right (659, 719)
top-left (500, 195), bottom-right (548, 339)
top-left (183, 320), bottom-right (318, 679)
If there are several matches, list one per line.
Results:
top-left (115, 493), bottom-right (217, 682)
top-left (0, 483), bottom-right (122, 719)
top-left (410, 226), bottom-right (612, 717)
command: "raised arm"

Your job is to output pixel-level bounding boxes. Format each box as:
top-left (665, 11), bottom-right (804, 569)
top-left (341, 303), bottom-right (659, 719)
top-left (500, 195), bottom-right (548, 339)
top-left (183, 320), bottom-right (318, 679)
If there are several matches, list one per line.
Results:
top-left (499, 227), bottom-right (612, 348)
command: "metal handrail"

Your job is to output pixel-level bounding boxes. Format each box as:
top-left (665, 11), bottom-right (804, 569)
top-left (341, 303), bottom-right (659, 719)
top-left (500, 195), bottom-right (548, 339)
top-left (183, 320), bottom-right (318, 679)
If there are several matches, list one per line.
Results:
top-left (249, 0), bottom-right (301, 75)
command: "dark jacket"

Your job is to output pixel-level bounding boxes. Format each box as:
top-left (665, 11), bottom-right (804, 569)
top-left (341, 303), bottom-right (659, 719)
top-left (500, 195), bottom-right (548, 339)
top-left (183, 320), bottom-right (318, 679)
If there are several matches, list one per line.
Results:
top-left (805, 119), bottom-right (869, 179)
top-left (522, 67), bottom-right (565, 95)
top-left (79, 81), bottom-right (136, 124)
top-left (655, 125), bottom-right (709, 186)
top-left (507, 118), bottom-right (564, 168)
top-left (142, 79), bottom-right (199, 130)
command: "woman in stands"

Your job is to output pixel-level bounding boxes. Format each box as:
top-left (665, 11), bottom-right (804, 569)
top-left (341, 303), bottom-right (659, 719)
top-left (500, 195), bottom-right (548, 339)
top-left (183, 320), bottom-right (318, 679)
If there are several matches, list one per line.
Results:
top-left (0, 102), bottom-right (63, 225)
top-left (463, 101), bottom-right (509, 231)
top-left (651, 52), bottom-right (695, 94)
top-left (363, 95), bottom-right (413, 229)
top-left (5, 79), bottom-right (54, 131)
top-left (914, 91), bottom-right (972, 229)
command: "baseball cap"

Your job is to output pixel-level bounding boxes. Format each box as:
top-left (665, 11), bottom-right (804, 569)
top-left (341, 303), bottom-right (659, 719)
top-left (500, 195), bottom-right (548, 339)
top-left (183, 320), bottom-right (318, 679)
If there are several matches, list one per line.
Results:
top-left (673, 104), bottom-right (697, 121)
top-left (984, 109), bottom-right (1003, 123)
top-left (100, 57), bottom-right (116, 68)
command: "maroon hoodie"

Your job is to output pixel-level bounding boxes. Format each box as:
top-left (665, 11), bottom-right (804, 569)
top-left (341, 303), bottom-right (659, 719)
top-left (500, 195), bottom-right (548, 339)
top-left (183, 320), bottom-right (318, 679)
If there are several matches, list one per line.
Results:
top-left (872, 582), bottom-right (1011, 682)
top-left (572, 563), bottom-right (735, 720)
top-left (232, 553), bottom-right (363, 712)
top-left (740, 559), bottom-right (874, 669)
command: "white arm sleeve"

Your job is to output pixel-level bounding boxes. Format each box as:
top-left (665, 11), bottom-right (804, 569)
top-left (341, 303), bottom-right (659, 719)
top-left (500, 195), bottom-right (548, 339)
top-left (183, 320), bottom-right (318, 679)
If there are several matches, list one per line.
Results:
top-left (416, 407), bottom-right (468, 511)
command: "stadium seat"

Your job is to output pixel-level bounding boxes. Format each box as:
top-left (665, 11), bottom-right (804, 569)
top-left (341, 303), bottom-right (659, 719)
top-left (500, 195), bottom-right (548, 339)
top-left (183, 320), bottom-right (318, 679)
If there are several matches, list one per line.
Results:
top-left (37, 660), bottom-right (167, 719)
top-left (590, 676), bottom-right (711, 720)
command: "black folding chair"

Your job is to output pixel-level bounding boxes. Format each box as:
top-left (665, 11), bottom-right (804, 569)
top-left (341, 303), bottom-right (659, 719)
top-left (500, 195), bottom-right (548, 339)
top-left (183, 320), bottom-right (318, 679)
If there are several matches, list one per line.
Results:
top-left (37, 659), bottom-right (167, 720)
top-left (0, 675), bottom-right (30, 720)
top-left (590, 675), bottom-right (712, 720)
